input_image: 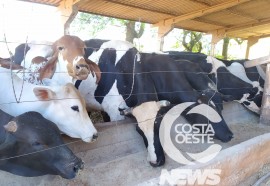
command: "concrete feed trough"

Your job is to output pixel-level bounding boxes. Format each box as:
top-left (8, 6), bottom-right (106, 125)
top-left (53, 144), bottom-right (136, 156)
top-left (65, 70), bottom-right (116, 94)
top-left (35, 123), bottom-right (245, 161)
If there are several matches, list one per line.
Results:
top-left (1, 102), bottom-right (270, 185)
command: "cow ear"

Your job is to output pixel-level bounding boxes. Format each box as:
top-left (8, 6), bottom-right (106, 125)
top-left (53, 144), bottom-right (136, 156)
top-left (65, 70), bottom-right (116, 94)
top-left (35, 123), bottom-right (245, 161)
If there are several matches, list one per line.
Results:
top-left (33, 87), bottom-right (56, 101)
top-left (4, 121), bottom-right (18, 133)
top-left (85, 58), bottom-right (101, 84)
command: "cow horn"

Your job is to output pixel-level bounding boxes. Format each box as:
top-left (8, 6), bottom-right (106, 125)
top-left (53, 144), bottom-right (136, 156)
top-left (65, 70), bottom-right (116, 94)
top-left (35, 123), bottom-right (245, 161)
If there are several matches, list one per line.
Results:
top-left (85, 58), bottom-right (101, 84)
top-left (4, 121), bottom-right (18, 133)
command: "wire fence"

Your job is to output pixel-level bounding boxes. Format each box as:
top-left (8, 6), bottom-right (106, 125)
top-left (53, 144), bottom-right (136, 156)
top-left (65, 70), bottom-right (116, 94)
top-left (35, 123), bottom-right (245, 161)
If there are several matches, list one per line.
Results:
top-left (0, 0), bottom-right (265, 162)
top-left (0, 46), bottom-right (263, 161)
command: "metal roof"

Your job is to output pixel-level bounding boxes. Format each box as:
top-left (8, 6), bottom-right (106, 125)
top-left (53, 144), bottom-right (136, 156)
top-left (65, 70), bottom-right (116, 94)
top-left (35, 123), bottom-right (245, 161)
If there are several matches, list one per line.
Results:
top-left (22, 0), bottom-right (270, 39)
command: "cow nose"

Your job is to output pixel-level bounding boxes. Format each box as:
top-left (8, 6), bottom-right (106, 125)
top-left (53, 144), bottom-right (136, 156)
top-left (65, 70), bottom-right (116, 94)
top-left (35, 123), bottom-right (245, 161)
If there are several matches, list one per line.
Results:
top-left (149, 159), bottom-right (165, 167)
top-left (73, 164), bottom-right (80, 173)
top-left (221, 133), bottom-right (234, 143)
top-left (92, 133), bottom-right (98, 141)
top-left (74, 160), bottom-right (84, 173)
top-left (79, 161), bottom-right (85, 170)
top-left (76, 64), bottom-right (89, 70)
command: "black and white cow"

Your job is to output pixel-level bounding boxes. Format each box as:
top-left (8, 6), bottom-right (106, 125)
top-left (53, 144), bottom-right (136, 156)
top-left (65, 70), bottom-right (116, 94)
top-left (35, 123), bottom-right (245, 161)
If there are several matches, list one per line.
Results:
top-left (82, 40), bottom-right (234, 166)
top-left (84, 39), bottom-right (109, 59)
top-left (13, 43), bottom-right (31, 65)
top-left (167, 51), bottom-right (263, 114)
top-left (0, 109), bottom-right (84, 179)
top-left (219, 58), bottom-right (265, 88)
top-left (83, 40), bottom-right (230, 117)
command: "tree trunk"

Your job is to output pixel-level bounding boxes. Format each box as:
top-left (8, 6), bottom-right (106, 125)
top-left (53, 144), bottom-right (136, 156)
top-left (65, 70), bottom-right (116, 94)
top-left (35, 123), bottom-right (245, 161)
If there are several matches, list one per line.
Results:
top-left (125, 21), bottom-right (145, 43)
top-left (182, 30), bottom-right (202, 52)
top-left (222, 37), bottom-right (230, 60)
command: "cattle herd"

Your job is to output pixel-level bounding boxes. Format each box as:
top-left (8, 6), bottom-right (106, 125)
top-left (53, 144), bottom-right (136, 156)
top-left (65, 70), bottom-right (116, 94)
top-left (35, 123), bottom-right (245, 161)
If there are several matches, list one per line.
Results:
top-left (0, 35), bottom-right (266, 178)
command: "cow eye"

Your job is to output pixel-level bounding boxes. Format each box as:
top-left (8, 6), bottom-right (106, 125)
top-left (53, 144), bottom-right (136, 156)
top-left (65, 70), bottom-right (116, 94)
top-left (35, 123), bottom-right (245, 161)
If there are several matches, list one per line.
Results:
top-left (71, 106), bottom-right (79, 112)
top-left (58, 46), bottom-right (64, 51)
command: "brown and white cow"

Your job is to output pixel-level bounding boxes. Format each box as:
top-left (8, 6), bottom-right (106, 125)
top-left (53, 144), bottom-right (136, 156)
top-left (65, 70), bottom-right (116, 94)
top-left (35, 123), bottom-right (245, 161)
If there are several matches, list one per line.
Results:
top-left (16, 35), bottom-right (94, 84)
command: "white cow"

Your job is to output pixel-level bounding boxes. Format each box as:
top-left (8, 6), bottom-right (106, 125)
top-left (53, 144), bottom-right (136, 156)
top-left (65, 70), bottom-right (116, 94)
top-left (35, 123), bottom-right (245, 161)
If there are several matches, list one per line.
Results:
top-left (0, 67), bottom-right (97, 142)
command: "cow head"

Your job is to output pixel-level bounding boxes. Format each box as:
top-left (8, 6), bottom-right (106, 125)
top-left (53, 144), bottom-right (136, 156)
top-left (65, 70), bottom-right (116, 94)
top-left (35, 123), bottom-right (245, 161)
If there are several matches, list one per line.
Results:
top-left (122, 99), bottom-right (233, 167)
top-left (239, 91), bottom-right (262, 114)
top-left (184, 95), bottom-right (234, 143)
top-left (33, 81), bottom-right (98, 142)
top-left (0, 112), bottom-right (84, 179)
top-left (49, 35), bottom-right (90, 80)
top-left (121, 101), bottom-right (170, 167)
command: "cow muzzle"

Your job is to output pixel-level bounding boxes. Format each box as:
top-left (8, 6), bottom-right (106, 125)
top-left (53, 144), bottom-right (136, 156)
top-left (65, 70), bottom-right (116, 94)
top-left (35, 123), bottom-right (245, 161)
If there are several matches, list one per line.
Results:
top-left (57, 158), bottom-right (84, 179)
top-left (74, 160), bottom-right (84, 173)
top-left (150, 159), bottom-right (165, 167)
top-left (85, 132), bottom-right (98, 143)
top-left (92, 133), bottom-right (98, 142)
top-left (74, 63), bottom-right (90, 80)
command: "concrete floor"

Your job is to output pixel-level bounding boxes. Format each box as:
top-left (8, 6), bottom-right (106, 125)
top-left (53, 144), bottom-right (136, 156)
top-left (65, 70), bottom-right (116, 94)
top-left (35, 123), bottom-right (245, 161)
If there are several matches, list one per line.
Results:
top-left (1, 102), bottom-right (270, 186)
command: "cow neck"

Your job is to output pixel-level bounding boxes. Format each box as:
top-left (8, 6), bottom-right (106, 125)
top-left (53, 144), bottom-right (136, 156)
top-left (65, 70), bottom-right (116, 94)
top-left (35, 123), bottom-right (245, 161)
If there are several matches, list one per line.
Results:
top-left (0, 130), bottom-right (15, 151)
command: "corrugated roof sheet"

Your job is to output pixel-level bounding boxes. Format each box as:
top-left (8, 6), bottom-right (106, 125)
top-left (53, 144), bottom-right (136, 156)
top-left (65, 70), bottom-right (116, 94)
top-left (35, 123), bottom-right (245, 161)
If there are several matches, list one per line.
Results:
top-left (21, 0), bottom-right (270, 39)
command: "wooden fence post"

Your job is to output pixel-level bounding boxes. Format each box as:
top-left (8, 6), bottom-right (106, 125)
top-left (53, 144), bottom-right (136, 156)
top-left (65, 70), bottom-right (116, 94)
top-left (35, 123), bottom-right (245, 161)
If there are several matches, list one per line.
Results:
top-left (260, 63), bottom-right (270, 125)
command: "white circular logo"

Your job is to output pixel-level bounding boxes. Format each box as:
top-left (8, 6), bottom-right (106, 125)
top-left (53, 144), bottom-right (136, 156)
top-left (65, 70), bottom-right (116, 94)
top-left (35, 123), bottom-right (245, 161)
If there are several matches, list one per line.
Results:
top-left (159, 102), bottom-right (222, 165)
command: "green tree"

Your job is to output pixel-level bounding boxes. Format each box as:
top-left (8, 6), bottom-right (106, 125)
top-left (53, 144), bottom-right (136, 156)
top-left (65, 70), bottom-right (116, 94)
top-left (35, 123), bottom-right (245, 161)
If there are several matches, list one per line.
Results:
top-left (125, 21), bottom-right (145, 43)
top-left (70, 12), bottom-right (114, 37)
top-left (221, 37), bottom-right (243, 59)
top-left (70, 13), bottom-right (145, 44)
top-left (182, 30), bottom-right (203, 52)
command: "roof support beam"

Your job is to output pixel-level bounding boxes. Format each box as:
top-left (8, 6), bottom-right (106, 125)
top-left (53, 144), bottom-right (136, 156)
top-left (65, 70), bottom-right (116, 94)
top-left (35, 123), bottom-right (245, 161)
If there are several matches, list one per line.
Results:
top-left (158, 25), bottom-right (173, 51)
top-left (244, 54), bottom-right (270, 68)
top-left (153, 0), bottom-right (251, 27)
top-left (259, 34), bottom-right (270, 39)
top-left (210, 30), bottom-right (225, 56)
top-left (223, 9), bottom-right (259, 22)
top-left (213, 17), bottom-right (270, 35)
top-left (245, 36), bottom-right (259, 59)
top-left (58, 0), bottom-right (80, 35)
top-left (260, 63), bottom-right (270, 125)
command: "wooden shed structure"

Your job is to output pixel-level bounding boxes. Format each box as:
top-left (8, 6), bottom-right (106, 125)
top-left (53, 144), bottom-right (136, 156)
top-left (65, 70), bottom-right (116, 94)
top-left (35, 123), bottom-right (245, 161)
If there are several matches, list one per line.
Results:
top-left (3, 0), bottom-right (270, 185)
top-left (21, 0), bottom-right (270, 56)
top-left (20, 0), bottom-right (270, 123)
